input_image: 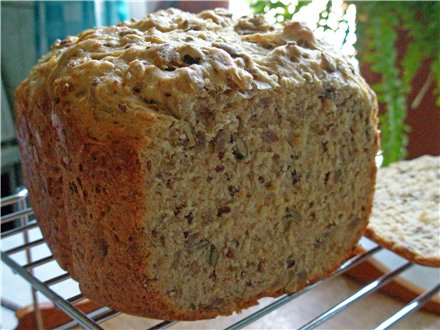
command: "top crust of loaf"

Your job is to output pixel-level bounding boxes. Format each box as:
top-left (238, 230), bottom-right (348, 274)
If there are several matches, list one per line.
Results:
top-left (23, 8), bottom-right (374, 130)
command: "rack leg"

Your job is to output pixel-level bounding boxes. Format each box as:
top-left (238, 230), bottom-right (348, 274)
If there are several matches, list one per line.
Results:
top-left (19, 195), bottom-right (44, 330)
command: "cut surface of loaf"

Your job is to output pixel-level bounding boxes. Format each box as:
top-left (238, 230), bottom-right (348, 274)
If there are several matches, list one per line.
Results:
top-left (15, 8), bottom-right (379, 320)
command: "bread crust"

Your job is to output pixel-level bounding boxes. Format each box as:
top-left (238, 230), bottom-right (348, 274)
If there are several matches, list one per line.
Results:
top-left (15, 8), bottom-right (379, 320)
top-left (366, 228), bottom-right (440, 267)
top-left (15, 74), bottom-right (73, 273)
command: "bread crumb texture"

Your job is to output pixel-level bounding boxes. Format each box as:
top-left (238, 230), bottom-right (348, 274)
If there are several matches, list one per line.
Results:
top-left (15, 8), bottom-right (379, 320)
top-left (366, 156), bottom-right (440, 267)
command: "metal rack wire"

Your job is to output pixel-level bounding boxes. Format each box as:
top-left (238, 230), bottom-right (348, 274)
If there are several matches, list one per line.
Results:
top-left (1, 188), bottom-right (439, 330)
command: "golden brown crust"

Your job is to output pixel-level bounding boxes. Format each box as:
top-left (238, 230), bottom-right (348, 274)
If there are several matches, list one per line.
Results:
top-left (15, 75), bottom-right (73, 273)
top-left (365, 228), bottom-right (440, 268)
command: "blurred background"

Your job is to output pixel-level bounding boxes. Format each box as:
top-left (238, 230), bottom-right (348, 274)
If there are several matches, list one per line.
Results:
top-left (1, 1), bottom-right (439, 328)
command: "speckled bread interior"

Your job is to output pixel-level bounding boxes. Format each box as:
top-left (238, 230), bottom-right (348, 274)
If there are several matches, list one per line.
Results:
top-left (15, 8), bottom-right (379, 320)
top-left (366, 156), bottom-right (440, 267)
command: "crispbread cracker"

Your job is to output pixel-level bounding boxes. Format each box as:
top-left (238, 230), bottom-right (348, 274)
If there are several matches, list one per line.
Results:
top-left (366, 156), bottom-right (440, 267)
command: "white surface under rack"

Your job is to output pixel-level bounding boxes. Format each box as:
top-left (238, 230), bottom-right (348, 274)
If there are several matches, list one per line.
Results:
top-left (1, 188), bottom-right (439, 330)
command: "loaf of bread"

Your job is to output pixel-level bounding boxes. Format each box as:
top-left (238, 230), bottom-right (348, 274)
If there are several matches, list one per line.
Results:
top-left (15, 8), bottom-right (379, 320)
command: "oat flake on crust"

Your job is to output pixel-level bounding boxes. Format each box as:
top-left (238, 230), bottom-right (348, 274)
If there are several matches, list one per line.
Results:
top-left (366, 155), bottom-right (440, 267)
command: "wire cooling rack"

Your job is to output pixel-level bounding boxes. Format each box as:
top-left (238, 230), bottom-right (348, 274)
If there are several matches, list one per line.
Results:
top-left (1, 188), bottom-right (439, 330)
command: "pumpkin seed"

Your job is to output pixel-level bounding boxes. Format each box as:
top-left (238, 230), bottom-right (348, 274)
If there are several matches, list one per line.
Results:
top-left (208, 244), bottom-right (219, 266)
top-left (212, 42), bottom-right (241, 57)
top-left (181, 122), bottom-right (196, 147)
top-left (189, 239), bottom-right (210, 252)
top-left (321, 52), bottom-right (336, 72)
top-left (285, 207), bottom-right (302, 221)
top-left (234, 137), bottom-right (248, 160)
